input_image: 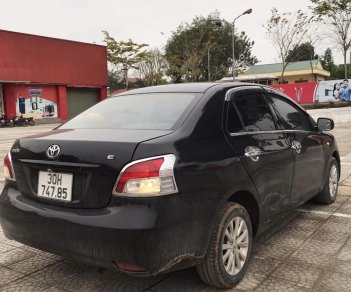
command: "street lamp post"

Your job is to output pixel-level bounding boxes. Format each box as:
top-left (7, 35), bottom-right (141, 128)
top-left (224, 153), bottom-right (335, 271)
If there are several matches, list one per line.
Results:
top-left (232, 8), bottom-right (252, 81)
top-left (208, 43), bottom-right (215, 82)
top-left (206, 20), bottom-right (222, 82)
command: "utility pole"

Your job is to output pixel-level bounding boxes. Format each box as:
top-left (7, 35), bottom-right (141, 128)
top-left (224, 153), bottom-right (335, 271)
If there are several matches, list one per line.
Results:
top-left (232, 9), bottom-right (253, 81)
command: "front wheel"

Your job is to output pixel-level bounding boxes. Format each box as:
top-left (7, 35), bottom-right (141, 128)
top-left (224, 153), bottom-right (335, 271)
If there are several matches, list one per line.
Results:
top-left (315, 157), bottom-right (339, 204)
top-left (197, 203), bottom-right (252, 289)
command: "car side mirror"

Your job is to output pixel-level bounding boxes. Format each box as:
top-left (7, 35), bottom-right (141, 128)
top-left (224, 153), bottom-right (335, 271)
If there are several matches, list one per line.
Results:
top-left (317, 118), bottom-right (334, 131)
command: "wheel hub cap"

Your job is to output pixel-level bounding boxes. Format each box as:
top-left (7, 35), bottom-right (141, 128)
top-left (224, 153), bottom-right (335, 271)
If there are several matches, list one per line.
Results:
top-left (222, 217), bottom-right (249, 276)
top-left (329, 165), bottom-right (338, 198)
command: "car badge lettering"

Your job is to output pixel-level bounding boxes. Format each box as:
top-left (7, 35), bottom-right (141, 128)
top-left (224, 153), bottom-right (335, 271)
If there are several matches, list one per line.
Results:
top-left (107, 155), bottom-right (115, 160)
top-left (46, 145), bottom-right (61, 159)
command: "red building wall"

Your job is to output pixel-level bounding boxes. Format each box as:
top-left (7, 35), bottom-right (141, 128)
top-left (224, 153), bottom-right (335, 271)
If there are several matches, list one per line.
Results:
top-left (0, 30), bottom-right (107, 87)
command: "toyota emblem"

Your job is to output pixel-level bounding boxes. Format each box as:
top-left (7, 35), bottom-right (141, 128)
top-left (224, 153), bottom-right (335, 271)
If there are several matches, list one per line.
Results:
top-left (46, 145), bottom-right (61, 159)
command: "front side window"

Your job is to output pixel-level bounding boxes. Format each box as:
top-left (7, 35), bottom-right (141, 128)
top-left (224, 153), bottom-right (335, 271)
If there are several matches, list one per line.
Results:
top-left (60, 93), bottom-right (197, 130)
top-left (234, 93), bottom-right (276, 132)
top-left (269, 95), bottom-right (311, 131)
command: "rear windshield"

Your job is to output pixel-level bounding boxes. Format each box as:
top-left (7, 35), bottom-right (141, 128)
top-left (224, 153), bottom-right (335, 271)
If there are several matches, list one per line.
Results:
top-left (60, 93), bottom-right (197, 130)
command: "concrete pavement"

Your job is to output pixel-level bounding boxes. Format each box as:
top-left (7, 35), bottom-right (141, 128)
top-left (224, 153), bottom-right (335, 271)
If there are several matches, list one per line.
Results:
top-left (0, 181), bottom-right (350, 291)
top-left (307, 107), bottom-right (351, 124)
top-left (330, 123), bottom-right (351, 183)
top-left (0, 124), bottom-right (61, 182)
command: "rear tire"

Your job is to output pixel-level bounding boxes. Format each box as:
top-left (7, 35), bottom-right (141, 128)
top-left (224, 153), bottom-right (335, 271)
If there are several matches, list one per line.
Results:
top-left (315, 157), bottom-right (339, 205)
top-left (197, 203), bottom-right (252, 289)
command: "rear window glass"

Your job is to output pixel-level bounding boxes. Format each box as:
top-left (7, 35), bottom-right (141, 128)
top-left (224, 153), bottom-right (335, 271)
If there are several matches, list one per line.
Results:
top-left (60, 93), bottom-right (197, 130)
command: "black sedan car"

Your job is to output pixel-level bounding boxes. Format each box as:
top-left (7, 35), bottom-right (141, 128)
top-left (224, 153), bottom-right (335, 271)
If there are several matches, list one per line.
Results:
top-left (0, 83), bottom-right (339, 289)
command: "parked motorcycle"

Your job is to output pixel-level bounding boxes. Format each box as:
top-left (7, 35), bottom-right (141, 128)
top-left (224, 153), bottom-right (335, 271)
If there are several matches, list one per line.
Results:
top-left (26, 117), bottom-right (36, 126)
top-left (0, 115), bottom-right (15, 127)
top-left (13, 115), bottom-right (28, 127)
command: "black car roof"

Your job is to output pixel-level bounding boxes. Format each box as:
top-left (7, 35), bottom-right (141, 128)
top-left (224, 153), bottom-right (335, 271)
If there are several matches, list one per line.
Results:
top-left (111, 82), bottom-right (306, 112)
top-left (113, 82), bottom-right (250, 96)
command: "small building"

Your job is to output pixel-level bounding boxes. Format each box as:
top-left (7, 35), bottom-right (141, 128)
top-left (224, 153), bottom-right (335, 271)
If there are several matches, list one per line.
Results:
top-left (235, 60), bottom-right (330, 85)
top-left (0, 29), bottom-right (108, 122)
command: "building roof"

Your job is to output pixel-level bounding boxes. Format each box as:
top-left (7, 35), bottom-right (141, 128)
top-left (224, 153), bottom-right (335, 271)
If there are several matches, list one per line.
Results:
top-left (244, 60), bottom-right (320, 75)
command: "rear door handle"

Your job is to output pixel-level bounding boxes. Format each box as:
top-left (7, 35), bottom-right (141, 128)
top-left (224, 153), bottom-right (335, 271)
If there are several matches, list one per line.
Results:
top-left (244, 146), bottom-right (262, 162)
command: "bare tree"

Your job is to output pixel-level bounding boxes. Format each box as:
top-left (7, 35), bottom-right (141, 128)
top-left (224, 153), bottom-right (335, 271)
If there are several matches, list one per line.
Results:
top-left (306, 26), bottom-right (322, 81)
top-left (102, 31), bottom-right (149, 88)
top-left (264, 8), bottom-right (312, 83)
top-left (310, 0), bottom-right (351, 79)
top-left (137, 49), bottom-right (168, 86)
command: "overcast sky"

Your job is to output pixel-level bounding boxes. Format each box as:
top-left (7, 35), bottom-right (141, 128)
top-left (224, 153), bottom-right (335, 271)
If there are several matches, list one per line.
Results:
top-left (0, 0), bottom-right (343, 64)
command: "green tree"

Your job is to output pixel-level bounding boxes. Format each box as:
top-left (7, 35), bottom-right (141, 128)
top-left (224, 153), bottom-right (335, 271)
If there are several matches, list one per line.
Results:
top-left (103, 31), bottom-right (149, 88)
top-left (107, 69), bottom-right (123, 92)
top-left (164, 12), bottom-right (258, 82)
top-left (286, 42), bottom-right (318, 62)
top-left (310, 0), bottom-right (351, 79)
top-left (332, 65), bottom-right (347, 79)
top-left (320, 48), bottom-right (335, 71)
top-left (264, 8), bottom-right (312, 83)
top-left (320, 48), bottom-right (349, 79)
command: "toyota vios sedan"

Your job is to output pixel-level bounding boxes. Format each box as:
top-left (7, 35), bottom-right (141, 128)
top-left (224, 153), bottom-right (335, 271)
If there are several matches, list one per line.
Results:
top-left (0, 83), bottom-right (340, 289)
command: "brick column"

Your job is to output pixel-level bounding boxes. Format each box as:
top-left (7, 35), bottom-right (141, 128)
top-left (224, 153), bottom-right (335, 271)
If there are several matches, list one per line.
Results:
top-left (98, 87), bottom-right (108, 101)
top-left (3, 84), bottom-right (17, 118)
top-left (57, 85), bottom-right (68, 122)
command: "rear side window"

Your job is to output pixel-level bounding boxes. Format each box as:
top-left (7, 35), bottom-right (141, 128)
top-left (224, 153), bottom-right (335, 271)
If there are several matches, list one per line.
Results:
top-left (269, 95), bottom-right (311, 131)
top-left (60, 93), bottom-right (197, 130)
top-left (227, 102), bottom-right (244, 133)
top-left (234, 93), bottom-right (276, 132)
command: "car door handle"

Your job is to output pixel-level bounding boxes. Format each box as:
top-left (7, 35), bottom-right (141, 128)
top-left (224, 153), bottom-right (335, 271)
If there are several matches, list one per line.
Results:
top-left (244, 146), bottom-right (262, 162)
top-left (291, 141), bottom-right (302, 154)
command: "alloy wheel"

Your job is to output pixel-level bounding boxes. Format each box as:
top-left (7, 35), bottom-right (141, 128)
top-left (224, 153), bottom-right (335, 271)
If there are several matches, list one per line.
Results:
top-left (222, 217), bottom-right (249, 276)
top-left (329, 164), bottom-right (338, 198)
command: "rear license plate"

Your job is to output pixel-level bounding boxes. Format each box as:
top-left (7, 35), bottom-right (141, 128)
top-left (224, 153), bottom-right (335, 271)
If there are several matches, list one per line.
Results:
top-left (38, 171), bottom-right (73, 202)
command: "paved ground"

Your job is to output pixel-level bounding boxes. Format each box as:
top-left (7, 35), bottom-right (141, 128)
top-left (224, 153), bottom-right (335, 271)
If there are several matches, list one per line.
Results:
top-left (0, 123), bottom-right (351, 291)
top-left (307, 106), bottom-right (351, 124)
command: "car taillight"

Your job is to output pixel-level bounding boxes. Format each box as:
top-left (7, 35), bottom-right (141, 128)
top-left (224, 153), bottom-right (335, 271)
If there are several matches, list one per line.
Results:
top-left (3, 152), bottom-right (15, 181)
top-left (113, 154), bottom-right (178, 197)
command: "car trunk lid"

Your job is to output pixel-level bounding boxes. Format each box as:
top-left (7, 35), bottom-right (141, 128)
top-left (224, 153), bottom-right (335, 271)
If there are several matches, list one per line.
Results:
top-left (10, 128), bottom-right (172, 208)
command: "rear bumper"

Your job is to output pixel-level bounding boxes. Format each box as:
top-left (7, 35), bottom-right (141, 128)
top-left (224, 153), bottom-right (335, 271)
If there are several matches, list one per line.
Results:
top-left (0, 184), bottom-right (216, 275)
